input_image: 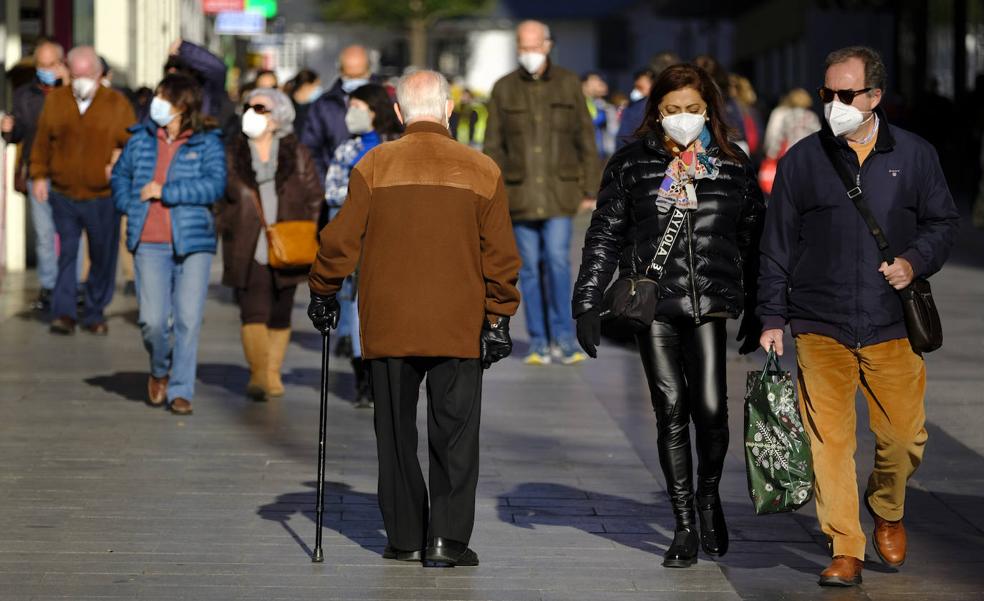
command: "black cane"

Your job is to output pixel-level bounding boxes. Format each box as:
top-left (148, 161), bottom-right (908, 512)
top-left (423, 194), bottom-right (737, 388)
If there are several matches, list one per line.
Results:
top-left (312, 332), bottom-right (330, 563)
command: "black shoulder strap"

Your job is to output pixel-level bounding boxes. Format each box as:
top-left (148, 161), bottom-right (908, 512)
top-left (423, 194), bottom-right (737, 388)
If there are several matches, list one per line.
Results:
top-left (642, 206), bottom-right (687, 280)
top-left (818, 136), bottom-right (894, 265)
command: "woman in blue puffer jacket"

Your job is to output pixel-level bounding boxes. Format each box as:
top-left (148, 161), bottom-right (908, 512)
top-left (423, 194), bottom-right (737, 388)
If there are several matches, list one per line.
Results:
top-left (111, 73), bottom-right (226, 416)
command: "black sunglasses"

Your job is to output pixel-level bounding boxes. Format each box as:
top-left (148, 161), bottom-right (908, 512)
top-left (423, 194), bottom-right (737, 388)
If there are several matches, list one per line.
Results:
top-left (243, 103), bottom-right (272, 115)
top-left (818, 86), bottom-right (872, 104)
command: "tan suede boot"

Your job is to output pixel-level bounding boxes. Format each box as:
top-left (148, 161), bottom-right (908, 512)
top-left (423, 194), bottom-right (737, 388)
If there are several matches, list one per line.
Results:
top-left (241, 324), bottom-right (269, 400)
top-left (267, 328), bottom-right (291, 397)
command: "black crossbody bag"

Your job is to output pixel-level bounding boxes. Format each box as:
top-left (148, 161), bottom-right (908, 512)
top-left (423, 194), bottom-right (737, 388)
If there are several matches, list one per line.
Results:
top-left (820, 139), bottom-right (943, 353)
top-left (600, 206), bottom-right (686, 335)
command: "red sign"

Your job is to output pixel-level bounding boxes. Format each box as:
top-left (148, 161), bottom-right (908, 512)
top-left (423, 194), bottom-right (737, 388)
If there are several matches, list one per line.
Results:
top-left (203, 0), bottom-right (244, 14)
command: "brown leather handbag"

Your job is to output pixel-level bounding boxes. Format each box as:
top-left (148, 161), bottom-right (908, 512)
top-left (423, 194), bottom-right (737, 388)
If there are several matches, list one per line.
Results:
top-left (251, 194), bottom-right (319, 270)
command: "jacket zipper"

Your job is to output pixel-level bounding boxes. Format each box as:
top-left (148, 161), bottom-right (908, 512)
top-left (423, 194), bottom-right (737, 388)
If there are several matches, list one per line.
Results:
top-left (851, 144), bottom-right (883, 349)
top-left (685, 211), bottom-right (701, 325)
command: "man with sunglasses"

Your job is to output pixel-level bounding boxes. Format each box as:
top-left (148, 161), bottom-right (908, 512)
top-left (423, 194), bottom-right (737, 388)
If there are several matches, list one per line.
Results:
top-left (757, 46), bottom-right (959, 587)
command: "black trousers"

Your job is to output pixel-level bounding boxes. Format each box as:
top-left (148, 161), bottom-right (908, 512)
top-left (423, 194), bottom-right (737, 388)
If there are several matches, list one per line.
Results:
top-left (636, 318), bottom-right (729, 520)
top-left (369, 357), bottom-right (482, 551)
top-left (236, 260), bottom-right (297, 328)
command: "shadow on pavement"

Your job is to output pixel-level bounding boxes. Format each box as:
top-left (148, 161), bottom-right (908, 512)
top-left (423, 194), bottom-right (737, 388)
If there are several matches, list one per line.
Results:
top-left (257, 480), bottom-right (383, 559)
top-left (84, 371), bottom-right (147, 403)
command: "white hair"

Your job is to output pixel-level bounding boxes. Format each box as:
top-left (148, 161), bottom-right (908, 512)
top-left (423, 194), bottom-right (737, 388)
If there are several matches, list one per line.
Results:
top-left (517, 20), bottom-right (551, 41)
top-left (396, 70), bottom-right (450, 124)
top-left (66, 46), bottom-right (101, 76)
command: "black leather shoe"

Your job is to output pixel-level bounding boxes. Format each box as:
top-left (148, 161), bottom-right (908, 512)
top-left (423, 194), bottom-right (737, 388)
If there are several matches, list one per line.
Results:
top-left (423, 537), bottom-right (479, 568)
top-left (49, 316), bottom-right (76, 335)
top-left (382, 545), bottom-right (422, 561)
top-left (662, 527), bottom-right (699, 568)
top-left (697, 495), bottom-right (729, 557)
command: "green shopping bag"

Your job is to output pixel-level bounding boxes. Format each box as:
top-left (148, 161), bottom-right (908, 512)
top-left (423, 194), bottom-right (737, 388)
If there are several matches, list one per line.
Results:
top-left (743, 348), bottom-right (814, 515)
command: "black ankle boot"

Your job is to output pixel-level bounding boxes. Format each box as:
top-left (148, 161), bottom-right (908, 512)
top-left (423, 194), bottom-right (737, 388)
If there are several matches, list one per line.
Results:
top-left (696, 494), bottom-right (729, 557)
top-left (663, 524), bottom-right (699, 568)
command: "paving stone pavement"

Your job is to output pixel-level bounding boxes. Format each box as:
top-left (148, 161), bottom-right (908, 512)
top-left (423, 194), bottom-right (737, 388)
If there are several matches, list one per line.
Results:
top-left (0, 214), bottom-right (982, 601)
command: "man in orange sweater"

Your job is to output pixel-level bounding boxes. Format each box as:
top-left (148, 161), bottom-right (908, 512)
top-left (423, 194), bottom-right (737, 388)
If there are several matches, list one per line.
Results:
top-left (30, 46), bottom-right (136, 335)
top-left (308, 70), bottom-right (521, 567)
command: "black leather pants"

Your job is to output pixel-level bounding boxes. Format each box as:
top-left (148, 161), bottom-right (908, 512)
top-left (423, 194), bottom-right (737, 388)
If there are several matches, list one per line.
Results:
top-left (636, 318), bottom-right (729, 526)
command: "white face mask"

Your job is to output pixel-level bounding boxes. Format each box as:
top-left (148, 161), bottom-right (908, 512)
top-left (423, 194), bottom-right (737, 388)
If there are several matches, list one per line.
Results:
top-left (629, 89), bottom-right (645, 103)
top-left (149, 97), bottom-right (177, 127)
top-left (518, 52), bottom-right (547, 75)
top-left (241, 108), bottom-right (269, 139)
top-left (344, 106), bottom-right (373, 134)
top-left (661, 111), bottom-right (706, 147)
top-left (824, 100), bottom-right (872, 137)
top-left (72, 77), bottom-right (98, 100)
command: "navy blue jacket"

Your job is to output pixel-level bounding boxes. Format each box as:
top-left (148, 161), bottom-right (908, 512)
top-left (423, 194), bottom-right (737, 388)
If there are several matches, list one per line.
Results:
top-left (299, 79), bottom-right (349, 183)
top-left (615, 98), bottom-right (646, 150)
top-left (756, 109), bottom-right (959, 348)
top-left (112, 121), bottom-right (226, 257)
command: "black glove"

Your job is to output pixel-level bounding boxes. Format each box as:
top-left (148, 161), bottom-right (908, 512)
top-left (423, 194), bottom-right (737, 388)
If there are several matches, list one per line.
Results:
top-left (480, 316), bottom-right (512, 369)
top-left (575, 310), bottom-right (601, 358)
top-left (736, 311), bottom-right (762, 355)
top-left (307, 292), bottom-right (340, 336)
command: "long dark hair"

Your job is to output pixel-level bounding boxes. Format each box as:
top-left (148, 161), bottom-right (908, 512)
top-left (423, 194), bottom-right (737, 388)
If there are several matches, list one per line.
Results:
top-left (156, 73), bottom-right (216, 133)
top-left (349, 83), bottom-right (403, 140)
top-left (636, 64), bottom-right (740, 161)
top-left (284, 68), bottom-right (319, 97)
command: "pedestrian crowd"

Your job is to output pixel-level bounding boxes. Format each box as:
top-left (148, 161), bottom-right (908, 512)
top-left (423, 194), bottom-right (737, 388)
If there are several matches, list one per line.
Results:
top-left (1, 21), bottom-right (961, 587)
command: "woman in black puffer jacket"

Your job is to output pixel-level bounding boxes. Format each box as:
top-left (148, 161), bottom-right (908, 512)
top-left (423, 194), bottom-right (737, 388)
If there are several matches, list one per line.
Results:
top-left (572, 64), bottom-right (765, 568)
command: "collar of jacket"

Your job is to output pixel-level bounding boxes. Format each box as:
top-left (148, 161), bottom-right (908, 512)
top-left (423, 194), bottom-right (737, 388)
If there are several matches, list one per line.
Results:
top-left (643, 134), bottom-right (723, 159)
top-left (404, 120), bottom-right (452, 137)
top-left (130, 119), bottom-right (217, 146)
top-left (519, 59), bottom-right (553, 81)
top-left (819, 105), bottom-right (896, 154)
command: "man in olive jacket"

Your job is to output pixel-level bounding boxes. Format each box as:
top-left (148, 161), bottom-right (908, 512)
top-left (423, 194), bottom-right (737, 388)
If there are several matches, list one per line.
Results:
top-left (308, 71), bottom-right (521, 568)
top-left (484, 20), bottom-right (599, 366)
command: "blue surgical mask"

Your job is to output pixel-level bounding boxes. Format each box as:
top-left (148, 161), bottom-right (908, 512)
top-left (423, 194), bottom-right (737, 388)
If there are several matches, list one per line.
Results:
top-left (36, 68), bottom-right (58, 86)
top-left (305, 85), bottom-right (324, 103)
top-left (340, 78), bottom-right (369, 94)
top-left (150, 96), bottom-right (177, 127)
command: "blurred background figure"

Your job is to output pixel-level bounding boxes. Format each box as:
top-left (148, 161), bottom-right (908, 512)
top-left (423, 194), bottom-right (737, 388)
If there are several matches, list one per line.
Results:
top-left (695, 55), bottom-right (747, 154)
top-left (759, 88), bottom-right (821, 195)
top-left (582, 71), bottom-right (613, 159)
top-left (729, 74), bottom-right (764, 162)
top-left (112, 74), bottom-right (226, 416)
top-left (617, 53), bottom-right (679, 149)
top-left (284, 69), bottom-right (322, 134)
top-left (30, 45), bottom-right (135, 335)
top-left (300, 45), bottom-right (379, 183)
top-left (165, 39), bottom-right (239, 141)
top-left (253, 69), bottom-right (279, 90)
top-left (1, 40), bottom-right (81, 314)
top-left (323, 83), bottom-right (402, 408)
top-left (218, 88), bottom-right (322, 402)
top-left (453, 88), bottom-right (488, 149)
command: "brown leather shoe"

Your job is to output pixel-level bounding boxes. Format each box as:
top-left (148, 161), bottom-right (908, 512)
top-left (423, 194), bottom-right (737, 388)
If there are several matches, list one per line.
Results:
top-left (147, 376), bottom-right (168, 407)
top-left (871, 512), bottom-right (906, 567)
top-left (49, 316), bottom-right (76, 335)
top-left (819, 555), bottom-right (863, 587)
top-left (169, 397), bottom-right (193, 415)
top-left (83, 322), bottom-right (109, 335)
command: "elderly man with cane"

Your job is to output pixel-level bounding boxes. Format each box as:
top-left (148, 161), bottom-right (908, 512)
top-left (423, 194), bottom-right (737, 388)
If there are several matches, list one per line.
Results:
top-left (307, 70), bottom-right (521, 567)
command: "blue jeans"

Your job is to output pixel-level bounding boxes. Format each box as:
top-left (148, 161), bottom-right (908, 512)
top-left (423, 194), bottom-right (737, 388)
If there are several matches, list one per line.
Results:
top-left (49, 192), bottom-right (119, 324)
top-left (134, 243), bottom-right (213, 402)
top-left (28, 180), bottom-right (82, 289)
top-left (512, 217), bottom-right (575, 347)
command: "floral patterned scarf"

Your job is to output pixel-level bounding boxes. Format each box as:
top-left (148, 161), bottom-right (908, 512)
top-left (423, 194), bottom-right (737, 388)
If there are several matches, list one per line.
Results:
top-left (656, 127), bottom-right (720, 210)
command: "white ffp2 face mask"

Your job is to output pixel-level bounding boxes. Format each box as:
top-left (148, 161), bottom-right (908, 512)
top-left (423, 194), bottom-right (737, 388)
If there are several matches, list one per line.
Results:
top-left (824, 100), bottom-right (871, 137)
top-left (518, 52), bottom-right (547, 75)
top-left (661, 111), bottom-right (706, 147)
top-left (241, 109), bottom-right (269, 139)
top-left (72, 77), bottom-right (98, 100)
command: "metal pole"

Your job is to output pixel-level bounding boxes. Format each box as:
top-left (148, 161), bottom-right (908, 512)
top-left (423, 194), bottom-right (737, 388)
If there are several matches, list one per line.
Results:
top-left (312, 332), bottom-right (330, 563)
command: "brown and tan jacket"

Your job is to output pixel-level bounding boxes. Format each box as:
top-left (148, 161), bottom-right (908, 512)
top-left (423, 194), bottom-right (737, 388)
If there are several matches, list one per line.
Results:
top-left (309, 120), bottom-right (521, 360)
top-left (30, 85), bottom-right (136, 199)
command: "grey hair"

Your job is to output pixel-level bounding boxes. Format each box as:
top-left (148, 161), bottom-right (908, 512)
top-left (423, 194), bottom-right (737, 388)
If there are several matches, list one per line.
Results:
top-left (396, 70), bottom-right (450, 124)
top-left (35, 40), bottom-right (64, 60)
top-left (245, 87), bottom-right (296, 137)
top-left (66, 46), bottom-right (102, 77)
top-left (517, 20), bottom-right (551, 41)
top-left (825, 46), bottom-right (887, 92)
